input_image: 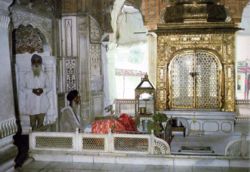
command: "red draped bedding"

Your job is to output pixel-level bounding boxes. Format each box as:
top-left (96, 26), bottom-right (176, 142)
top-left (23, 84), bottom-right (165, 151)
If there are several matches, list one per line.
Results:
top-left (91, 113), bottom-right (136, 134)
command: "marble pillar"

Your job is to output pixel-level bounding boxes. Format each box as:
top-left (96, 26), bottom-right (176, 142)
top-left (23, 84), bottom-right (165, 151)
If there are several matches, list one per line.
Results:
top-left (102, 40), bottom-right (111, 112)
top-left (0, 0), bottom-right (18, 171)
top-left (78, 16), bottom-right (91, 123)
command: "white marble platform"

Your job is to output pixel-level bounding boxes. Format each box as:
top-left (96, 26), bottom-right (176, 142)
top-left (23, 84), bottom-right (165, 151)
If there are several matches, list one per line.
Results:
top-left (18, 161), bottom-right (250, 172)
top-left (171, 135), bottom-right (242, 155)
top-left (163, 111), bottom-right (236, 135)
top-left (171, 121), bottom-right (250, 155)
top-left (26, 121), bottom-right (250, 168)
top-left (29, 149), bottom-right (250, 168)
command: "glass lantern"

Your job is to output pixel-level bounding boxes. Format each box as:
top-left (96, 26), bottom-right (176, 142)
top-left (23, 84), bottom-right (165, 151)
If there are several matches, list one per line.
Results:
top-left (135, 74), bottom-right (155, 116)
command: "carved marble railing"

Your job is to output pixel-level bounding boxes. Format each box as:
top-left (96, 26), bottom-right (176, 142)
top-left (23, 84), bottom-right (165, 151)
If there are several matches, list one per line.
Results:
top-left (114, 99), bottom-right (137, 116)
top-left (153, 136), bottom-right (171, 155)
top-left (29, 130), bottom-right (171, 155)
top-left (236, 99), bottom-right (250, 105)
top-left (225, 135), bottom-right (250, 158)
top-left (0, 118), bottom-right (17, 139)
top-left (235, 99), bottom-right (250, 121)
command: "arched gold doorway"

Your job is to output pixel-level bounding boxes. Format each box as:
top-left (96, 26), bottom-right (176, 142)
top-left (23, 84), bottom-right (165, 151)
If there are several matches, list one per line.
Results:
top-left (169, 50), bottom-right (222, 110)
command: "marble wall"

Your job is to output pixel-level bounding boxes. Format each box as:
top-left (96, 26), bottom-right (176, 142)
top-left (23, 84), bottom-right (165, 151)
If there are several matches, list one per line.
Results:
top-left (10, 1), bottom-right (59, 133)
top-left (0, 15), bottom-right (15, 123)
top-left (0, 0), bottom-right (18, 171)
top-left (59, 15), bottom-right (104, 123)
top-left (11, 6), bottom-right (54, 53)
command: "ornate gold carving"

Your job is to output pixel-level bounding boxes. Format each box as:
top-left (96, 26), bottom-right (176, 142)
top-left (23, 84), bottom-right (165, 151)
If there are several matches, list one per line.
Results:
top-left (156, 31), bottom-right (236, 112)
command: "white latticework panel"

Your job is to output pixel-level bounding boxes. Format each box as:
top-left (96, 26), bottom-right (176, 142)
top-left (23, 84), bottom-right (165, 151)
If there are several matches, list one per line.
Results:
top-left (35, 136), bottom-right (73, 149)
top-left (64, 57), bottom-right (78, 92)
top-left (196, 51), bottom-right (219, 109)
top-left (114, 137), bottom-right (149, 152)
top-left (171, 53), bottom-right (194, 108)
top-left (170, 50), bottom-right (221, 109)
top-left (30, 132), bottom-right (172, 156)
top-left (82, 137), bottom-right (105, 150)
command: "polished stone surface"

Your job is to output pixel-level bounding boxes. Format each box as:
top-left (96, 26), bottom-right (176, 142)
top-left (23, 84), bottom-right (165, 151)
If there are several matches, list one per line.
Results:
top-left (171, 135), bottom-right (235, 155)
top-left (171, 121), bottom-right (250, 155)
top-left (163, 111), bottom-right (235, 135)
top-left (18, 161), bottom-right (250, 172)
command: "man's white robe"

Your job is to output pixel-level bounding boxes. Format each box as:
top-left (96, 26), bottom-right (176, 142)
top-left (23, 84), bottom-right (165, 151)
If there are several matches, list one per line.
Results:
top-left (59, 106), bottom-right (83, 132)
top-left (21, 71), bottom-right (51, 115)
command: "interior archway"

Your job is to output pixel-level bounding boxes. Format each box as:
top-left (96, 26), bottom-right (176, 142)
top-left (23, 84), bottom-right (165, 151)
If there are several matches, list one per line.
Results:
top-left (106, 3), bottom-right (148, 105)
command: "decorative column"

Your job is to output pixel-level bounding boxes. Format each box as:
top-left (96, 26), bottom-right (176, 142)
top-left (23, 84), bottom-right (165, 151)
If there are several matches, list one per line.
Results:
top-left (0, 0), bottom-right (18, 171)
top-left (222, 34), bottom-right (236, 112)
top-left (147, 33), bottom-right (157, 86)
top-left (78, 15), bottom-right (91, 124)
top-left (88, 17), bottom-right (104, 119)
top-left (102, 37), bottom-right (111, 111)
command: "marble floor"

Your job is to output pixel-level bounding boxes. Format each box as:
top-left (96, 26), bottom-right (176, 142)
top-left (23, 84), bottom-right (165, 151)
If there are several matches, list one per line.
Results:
top-left (171, 135), bottom-right (233, 155)
top-left (18, 161), bottom-right (250, 172)
top-left (171, 121), bottom-right (250, 155)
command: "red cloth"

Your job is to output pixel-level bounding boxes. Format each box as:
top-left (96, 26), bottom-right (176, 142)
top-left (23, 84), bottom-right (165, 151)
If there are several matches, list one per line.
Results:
top-left (91, 114), bottom-right (137, 134)
top-left (91, 119), bottom-right (126, 134)
top-left (118, 113), bottom-right (137, 131)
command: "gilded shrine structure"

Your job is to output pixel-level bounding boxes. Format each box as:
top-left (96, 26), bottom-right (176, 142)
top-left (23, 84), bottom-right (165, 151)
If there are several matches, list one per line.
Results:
top-left (154, 0), bottom-right (239, 134)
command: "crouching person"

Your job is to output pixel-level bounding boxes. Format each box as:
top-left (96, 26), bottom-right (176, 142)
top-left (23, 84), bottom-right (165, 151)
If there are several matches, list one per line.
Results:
top-left (59, 90), bottom-right (83, 132)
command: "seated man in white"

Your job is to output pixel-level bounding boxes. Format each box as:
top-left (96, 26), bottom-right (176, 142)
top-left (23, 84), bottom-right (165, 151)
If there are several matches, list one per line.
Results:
top-left (60, 90), bottom-right (83, 132)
